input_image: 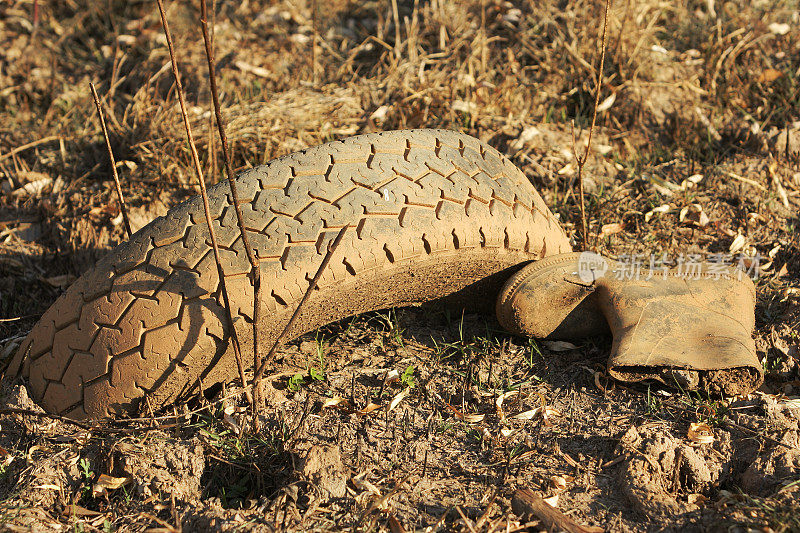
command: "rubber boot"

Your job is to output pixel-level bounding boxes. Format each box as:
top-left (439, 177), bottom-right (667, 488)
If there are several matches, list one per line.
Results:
top-left (497, 252), bottom-right (763, 395)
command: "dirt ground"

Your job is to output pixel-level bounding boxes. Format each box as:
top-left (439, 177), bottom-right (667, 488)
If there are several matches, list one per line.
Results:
top-left (1, 0), bottom-right (799, 531)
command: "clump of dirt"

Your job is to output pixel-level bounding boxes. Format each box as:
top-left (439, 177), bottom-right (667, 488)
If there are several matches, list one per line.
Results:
top-left (113, 435), bottom-right (205, 500)
top-left (741, 431), bottom-right (800, 496)
top-left (297, 444), bottom-right (349, 499)
top-left (1, 382), bottom-right (42, 413)
top-left (616, 424), bottom-right (733, 516)
top-left (13, 445), bottom-right (91, 510)
top-left (181, 498), bottom-right (267, 532)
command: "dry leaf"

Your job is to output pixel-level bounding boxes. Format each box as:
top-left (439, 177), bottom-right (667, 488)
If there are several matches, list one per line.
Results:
top-left (595, 92), bottom-right (616, 113)
top-left (510, 126), bottom-right (542, 150)
top-left (593, 143), bottom-right (613, 156)
top-left (388, 387), bottom-right (410, 412)
top-left (542, 340), bottom-right (577, 352)
top-left (12, 176), bottom-right (52, 198)
top-left (33, 484), bottom-right (61, 491)
top-left (729, 233), bottom-right (747, 254)
top-left (687, 422), bottom-right (714, 445)
top-left (598, 222), bottom-right (624, 239)
top-left (551, 476), bottom-right (568, 491)
top-left (436, 392), bottom-right (484, 423)
top-left (509, 406), bottom-right (561, 423)
top-left (510, 409), bottom-right (539, 420)
top-left (757, 69), bottom-right (784, 83)
top-left (679, 204), bottom-right (710, 227)
top-left (778, 397), bottom-right (800, 410)
top-left (384, 369), bottom-right (401, 384)
top-left (88, 205), bottom-right (118, 223)
top-left (768, 22), bottom-right (790, 35)
top-left (235, 60), bottom-right (271, 78)
top-left (14, 171), bottom-right (51, 185)
top-left (223, 413), bottom-right (241, 435)
top-left (542, 494), bottom-right (559, 507)
top-left (500, 427), bottom-right (516, 438)
top-left (322, 396), bottom-right (349, 409)
top-left (687, 493), bottom-right (708, 506)
top-left (369, 105), bottom-right (390, 123)
top-left (680, 174), bottom-right (704, 189)
top-left (356, 402), bottom-right (382, 416)
top-left (593, 369), bottom-right (613, 393)
top-left (496, 390), bottom-right (519, 420)
top-left (92, 474), bottom-right (132, 497)
top-left (0, 446), bottom-right (11, 468)
top-left (352, 473), bottom-right (382, 496)
top-left (647, 175), bottom-right (680, 196)
top-left (452, 100), bottom-right (477, 115)
top-left (645, 204), bottom-right (672, 222)
top-left (776, 180), bottom-right (790, 209)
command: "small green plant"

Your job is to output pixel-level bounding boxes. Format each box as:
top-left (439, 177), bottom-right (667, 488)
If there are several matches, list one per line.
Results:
top-left (288, 372), bottom-right (305, 391)
top-left (78, 458), bottom-right (95, 500)
top-left (645, 385), bottom-right (662, 415)
top-left (401, 365), bottom-right (416, 388)
top-left (309, 336), bottom-right (327, 381)
top-left (288, 337), bottom-right (328, 390)
top-left (308, 365), bottom-right (325, 382)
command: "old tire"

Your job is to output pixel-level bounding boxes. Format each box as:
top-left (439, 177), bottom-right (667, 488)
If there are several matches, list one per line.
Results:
top-left (7, 129), bottom-right (571, 419)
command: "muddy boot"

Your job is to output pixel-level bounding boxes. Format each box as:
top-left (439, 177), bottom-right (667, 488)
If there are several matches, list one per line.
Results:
top-left (497, 252), bottom-right (763, 395)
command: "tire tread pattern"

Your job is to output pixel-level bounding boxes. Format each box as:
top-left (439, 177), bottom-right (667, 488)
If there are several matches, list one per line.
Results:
top-left (9, 130), bottom-right (570, 419)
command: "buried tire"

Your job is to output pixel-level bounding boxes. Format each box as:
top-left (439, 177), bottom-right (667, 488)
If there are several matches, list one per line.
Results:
top-left (6, 129), bottom-right (571, 419)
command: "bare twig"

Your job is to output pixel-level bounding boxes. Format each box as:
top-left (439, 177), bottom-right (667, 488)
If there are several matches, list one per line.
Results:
top-left (155, 0), bottom-right (251, 403)
top-left (311, 0), bottom-right (318, 85)
top-left (572, 0), bottom-right (612, 251)
top-left (89, 82), bottom-right (133, 238)
top-left (391, 0), bottom-right (402, 57)
top-left (0, 135), bottom-right (63, 163)
top-left (199, 0), bottom-right (264, 427)
top-left (723, 419), bottom-right (795, 451)
top-left (253, 225), bottom-right (349, 383)
top-left (0, 407), bottom-right (94, 430)
top-left (511, 488), bottom-right (603, 533)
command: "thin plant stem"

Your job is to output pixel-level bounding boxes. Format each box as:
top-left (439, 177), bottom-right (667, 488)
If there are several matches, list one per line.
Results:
top-left (391, 0), bottom-right (401, 58)
top-left (155, 0), bottom-right (251, 404)
top-left (253, 225), bottom-right (349, 383)
top-left (572, 0), bottom-right (612, 251)
top-left (89, 82), bottom-right (133, 238)
top-left (311, 0), bottom-right (318, 85)
top-left (200, 0), bottom-right (264, 426)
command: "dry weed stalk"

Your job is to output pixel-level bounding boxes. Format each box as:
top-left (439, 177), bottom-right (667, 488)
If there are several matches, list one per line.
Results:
top-left (311, 0), bottom-right (318, 85)
top-left (253, 225), bottom-right (348, 383)
top-left (572, 0), bottom-right (612, 251)
top-left (391, 0), bottom-right (402, 57)
top-left (89, 82), bottom-right (133, 238)
top-left (155, 0), bottom-right (252, 403)
top-left (199, 0), bottom-right (265, 426)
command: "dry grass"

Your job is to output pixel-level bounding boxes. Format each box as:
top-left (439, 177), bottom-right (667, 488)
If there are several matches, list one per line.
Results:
top-left (1, 0), bottom-right (799, 531)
